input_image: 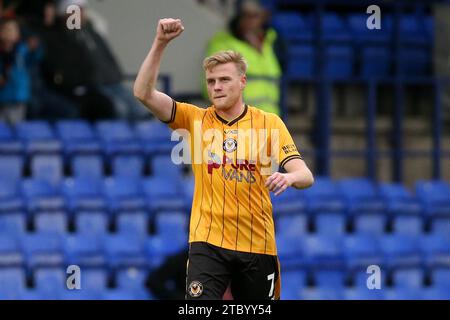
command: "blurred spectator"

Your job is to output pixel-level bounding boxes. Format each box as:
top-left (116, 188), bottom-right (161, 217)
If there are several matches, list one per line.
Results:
top-left (204, 0), bottom-right (282, 115)
top-left (35, 0), bottom-right (148, 121)
top-left (0, 16), bottom-right (42, 124)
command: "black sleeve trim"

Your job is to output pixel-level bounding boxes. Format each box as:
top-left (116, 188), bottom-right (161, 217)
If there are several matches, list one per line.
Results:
top-left (280, 154), bottom-right (303, 169)
top-left (161, 99), bottom-right (177, 124)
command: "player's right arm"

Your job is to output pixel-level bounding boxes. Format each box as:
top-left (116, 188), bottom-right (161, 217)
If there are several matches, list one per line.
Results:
top-left (133, 18), bottom-right (184, 122)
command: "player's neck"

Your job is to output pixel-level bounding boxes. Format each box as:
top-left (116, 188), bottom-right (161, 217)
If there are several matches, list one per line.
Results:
top-left (215, 102), bottom-right (245, 122)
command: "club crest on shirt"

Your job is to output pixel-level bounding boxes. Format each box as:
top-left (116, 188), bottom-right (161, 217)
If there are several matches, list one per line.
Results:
top-left (188, 280), bottom-right (203, 298)
top-left (223, 138), bottom-right (237, 153)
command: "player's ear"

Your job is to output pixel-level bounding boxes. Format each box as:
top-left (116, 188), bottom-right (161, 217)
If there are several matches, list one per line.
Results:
top-left (240, 75), bottom-right (247, 89)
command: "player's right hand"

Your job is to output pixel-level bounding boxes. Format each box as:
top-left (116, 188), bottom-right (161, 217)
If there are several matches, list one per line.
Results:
top-left (156, 18), bottom-right (184, 43)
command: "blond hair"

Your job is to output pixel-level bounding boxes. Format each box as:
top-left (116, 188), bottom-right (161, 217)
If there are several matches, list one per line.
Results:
top-left (203, 50), bottom-right (248, 75)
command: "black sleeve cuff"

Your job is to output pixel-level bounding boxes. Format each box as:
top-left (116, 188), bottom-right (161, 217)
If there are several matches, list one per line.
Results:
top-left (161, 99), bottom-right (177, 124)
top-left (280, 154), bottom-right (303, 169)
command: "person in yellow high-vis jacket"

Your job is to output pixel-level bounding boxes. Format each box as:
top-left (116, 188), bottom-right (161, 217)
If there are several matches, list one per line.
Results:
top-left (204, 0), bottom-right (282, 115)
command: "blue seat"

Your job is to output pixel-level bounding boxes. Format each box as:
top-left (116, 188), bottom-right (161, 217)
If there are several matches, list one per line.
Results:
top-left (276, 233), bottom-right (305, 270)
top-left (150, 155), bottom-right (183, 181)
top-left (146, 235), bottom-right (187, 269)
top-left (352, 266), bottom-right (387, 289)
top-left (303, 176), bottom-right (346, 214)
top-left (34, 267), bottom-right (66, 299)
top-left (75, 211), bottom-right (109, 235)
top-left (313, 269), bottom-right (347, 289)
top-left (142, 177), bottom-right (185, 213)
top-left (379, 234), bottom-right (421, 270)
top-left (15, 121), bottom-right (62, 155)
top-left (117, 211), bottom-right (148, 238)
top-left (431, 268), bottom-right (450, 288)
top-left (384, 287), bottom-right (422, 300)
top-left (116, 267), bottom-right (151, 299)
top-left (0, 212), bottom-right (27, 235)
top-left (101, 289), bottom-right (138, 300)
top-left (276, 214), bottom-right (308, 236)
top-left (360, 46), bottom-right (390, 77)
top-left (0, 121), bottom-right (22, 154)
top-left (337, 178), bottom-right (385, 214)
top-left (344, 233), bottom-right (383, 271)
top-left (422, 286), bottom-right (450, 300)
top-left (344, 288), bottom-right (385, 300)
top-left (379, 182), bottom-right (422, 214)
top-left (0, 155), bottom-right (23, 183)
top-left (0, 234), bottom-right (24, 267)
top-left (399, 47), bottom-right (430, 76)
top-left (418, 233), bottom-right (450, 269)
top-left (95, 121), bottom-right (141, 157)
top-left (31, 155), bottom-right (64, 186)
top-left (64, 177), bottom-right (106, 212)
top-left (315, 212), bottom-right (346, 235)
top-left (286, 45), bottom-right (315, 78)
top-left (400, 15), bottom-right (429, 45)
top-left (392, 268), bottom-right (424, 288)
top-left (280, 270), bottom-right (307, 300)
top-left (300, 287), bottom-right (344, 300)
top-left (392, 215), bottom-right (423, 235)
top-left (324, 45), bottom-right (354, 78)
top-left (64, 234), bottom-right (106, 268)
top-left (154, 211), bottom-right (188, 237)
top-left (34, 211), bottom-right (68, 235)
top-left (271, 187), bottom-right (306, 216)
top-left (415, 180), bottom-right (450, 217)
top-left (347, 13), bottom-right (392, 44)
top-left (0, 268), bottom-right (27, 299)
top-left (21, 232), bottom-right (65, 270)
top-left (322, 13), bottom-right (352, 42)
top-left (302, 235), bottom-right (345, 269)
top-left (271, 12), bottom-right (313, 42)
top-left (134, 120), bottom-right (175, 156)
top-left (353, 213), bottom-right (386, 235)
top-left (71, 155), bottom-right (104, 180)
top-left (55, 120), bottom-right (101, 157)
top-left (0, 179), bottom-right (24, 212)
top-left (22, 179), bottom-right (66, 212)
top-left (79, 268), bottom-right (109, 296)
top-left (104, 177), bottom-right (146, 213)
top-left (103, 234), bottom-right (147, 270)
top-left (112, 155), bottom-right (145, 179)
top-left (430, 216), bottom-right (450, 237)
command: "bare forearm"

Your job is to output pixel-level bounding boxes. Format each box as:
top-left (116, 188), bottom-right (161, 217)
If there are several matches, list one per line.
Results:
top-left (133, 39), bottom-right (167, 102)
top-left (286, 169), bottom-right (314, 189)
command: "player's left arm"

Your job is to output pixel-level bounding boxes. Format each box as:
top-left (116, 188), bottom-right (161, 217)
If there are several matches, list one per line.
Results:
top-left (265, 158), bottom-right (314, 196)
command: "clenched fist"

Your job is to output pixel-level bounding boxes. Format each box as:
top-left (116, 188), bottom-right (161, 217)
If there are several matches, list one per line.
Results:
top-left (156, 18), bottom-right (184, 43)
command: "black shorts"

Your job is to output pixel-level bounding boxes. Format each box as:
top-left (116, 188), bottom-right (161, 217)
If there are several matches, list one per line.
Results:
top-left (185, 241), bottom-right (281, 300)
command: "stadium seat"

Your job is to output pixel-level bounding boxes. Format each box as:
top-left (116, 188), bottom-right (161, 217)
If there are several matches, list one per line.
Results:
top-left (31, 155), bottom-right (64, 187)
top-left (103, 234), bottom-right (147, 270)
top-left (95, 121), bottom-right (141, 157)
top-left (0, 212), bottom-right (27, 235)
top-left (0, 234), bottom-right (24, 267)
top-left (302, 234), bottom-right (345, 269)
top-left (21, 232), bottom-right (65, 271)
top-left (55, 120), bottom-right (101, 158)
top-left (15, 121), bottom-right (62, 155)
top-left (285, 45), bottom-right (315, 78)
top-left (112, 155), bottom-right (145, 179)
top-left (101, 289), bottom-right (138, 300)
top-left (314, 212), bottom-right (346, 235)
top-left (154, 211), bottom-right (188, 237)
top-left (347, 13), bottom-right (392, 44)
top-left (64, 177), bottom-right (106, 212)
top-left (34, 211), bottom-right (68, 235)
top-left (71, 155), bottom-right (104, 180)
top-left (353, 213), bottom-right (386, 235)
top-left (399, 15), bottom-right (429, 45)
top-left (0, 268), bottom-right (27, 299)
top-left (391, 215), bottom-right (424, 235)
top-left (360, 46), bottom-right (390, 78)
top-left (324, 45), bottom-right (354, 78)
top-left (280, 270), bottom-right (307, 300)
top-left (271, 187), bottom-right (306, 216)
top-left (399, 47), bottom-right (430, 76)
top-left (79, 268), bottom-right (109, 296)
top-left (146, 235), bottom-right (187, 269)
top-left (276, 233), bottom-right (305, 270)
top-left (302, 176), bottom-right (346, 214)
top-left (276, 214), bottom-right (308, 236)
top-left (337, 178), bottom-right (385, 214)
top-left (343, 233), bottom-right (383, 271)
top-left (117, 211), bottom-right (149, 239)
top-left (271, 12), bottom-right (313, 42)
top-left (116, 267), bottom-right (151, 300)
top-left (300, 287), bottom-right (344, 300)
top-left (22, 178), bottom-right (66, 213)
top-left (418, 232), bottom-right (450, 270)
top-left (143, 177), bottom-right (185, 213)
top-left (34, 268), bottom-right (66, 299)
top-left (0, 155), bottom-right (23, 183)
top-left (104, 177), bottom-right (146, 213)
top-left (150, 155), bottom-right (184, 181)
top-left (75, 211), bottom-right (109, 236)
top-left (379, 183), bottom-right (422, 216)
top-left (422, 286), bottom-right (450, 300)
top-left (379, 234), bottom-right (421, 270)
top-left (344, 287), bottom-right (385, 300)
top-left (415, 180), bottom-right (450, 217)
top-left (134, 120), bottom-right (176, 156)
top-left (352, 265), bottom-right (387, 289)
top-left (322, 13), bottom-right (352, 42)
top-left (431, 268), bottom-right (450, 289)
top-left (313, 269), bottom-right (347, 289)
top-left (384, 287), bottom-right (422, 300)
top-left (391, 268), bottom-right (424, 289)
top-left (0, 180), bottom-right (24, 212)
top-left (430, 216), bottom-right (450, 237)
top-left (64, 234), bottom-right (106, 268)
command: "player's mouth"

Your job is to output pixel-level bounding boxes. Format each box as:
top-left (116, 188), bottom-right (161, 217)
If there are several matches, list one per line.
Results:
top-left (214, 95), bottom-right (226, 99)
